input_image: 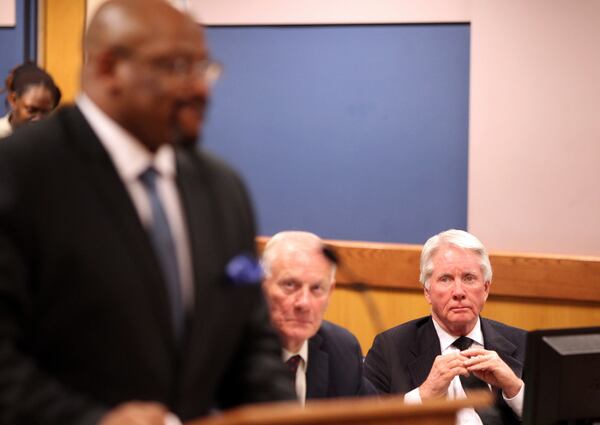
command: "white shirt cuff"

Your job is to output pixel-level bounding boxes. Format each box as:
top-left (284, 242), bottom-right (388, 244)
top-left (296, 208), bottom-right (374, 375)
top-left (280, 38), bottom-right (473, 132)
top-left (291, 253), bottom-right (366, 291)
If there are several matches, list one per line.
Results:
top-left (165, 413), bottom-right (182, 425)
top-left (404, 387), bottom-right (423, 404)
top-left (503, 383), bottom-right (525, 418)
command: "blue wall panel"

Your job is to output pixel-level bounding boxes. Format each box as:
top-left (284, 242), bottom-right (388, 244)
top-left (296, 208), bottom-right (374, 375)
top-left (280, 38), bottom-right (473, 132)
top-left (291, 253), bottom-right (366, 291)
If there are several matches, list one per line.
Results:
top-left (0, 0), bottom-right (35, 116)
top-left (203, 25), bottom-right (469, 244)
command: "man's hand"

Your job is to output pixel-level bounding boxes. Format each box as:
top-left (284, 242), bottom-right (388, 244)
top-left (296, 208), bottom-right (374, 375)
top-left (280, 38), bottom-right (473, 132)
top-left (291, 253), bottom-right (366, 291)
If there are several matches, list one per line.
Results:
top-left (462, 348), bottom-right (523, 398)
top-left (419, 353), bottom-right (469, 400)
top-left (98, 402), bottom-right (169, 425)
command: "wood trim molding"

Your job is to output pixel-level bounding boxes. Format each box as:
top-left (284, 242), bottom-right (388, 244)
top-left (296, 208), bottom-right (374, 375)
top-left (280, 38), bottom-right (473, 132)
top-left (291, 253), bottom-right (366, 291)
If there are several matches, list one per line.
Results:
top-left (256, 236), bottom-right (600, 303)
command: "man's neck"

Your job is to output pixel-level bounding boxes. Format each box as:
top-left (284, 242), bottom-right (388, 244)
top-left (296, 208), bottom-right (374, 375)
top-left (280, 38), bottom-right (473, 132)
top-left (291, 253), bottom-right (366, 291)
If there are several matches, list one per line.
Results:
top-left (431, 314), bottom-right (477, 337)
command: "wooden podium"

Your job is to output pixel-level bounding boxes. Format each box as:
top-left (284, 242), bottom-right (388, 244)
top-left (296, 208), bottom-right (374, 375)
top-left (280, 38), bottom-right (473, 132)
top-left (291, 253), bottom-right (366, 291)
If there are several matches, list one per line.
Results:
top-left (186, 392), bottom-right (492, 425)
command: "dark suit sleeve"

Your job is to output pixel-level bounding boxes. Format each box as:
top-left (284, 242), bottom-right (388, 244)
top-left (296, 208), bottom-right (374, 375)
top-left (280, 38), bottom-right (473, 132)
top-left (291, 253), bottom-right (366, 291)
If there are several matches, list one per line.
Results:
top-left (354, 342), bottom-right (378, 397)
top-left (0, 154), bottom-right (107, 425)
top-left (200, 156), bottom-right (295, 408)
top-left (216, 290), bottom-right (296, 408)
top-left (363, 333), bottom-right (393, 394)
top-left (342, 327), bottom-right (377, 396)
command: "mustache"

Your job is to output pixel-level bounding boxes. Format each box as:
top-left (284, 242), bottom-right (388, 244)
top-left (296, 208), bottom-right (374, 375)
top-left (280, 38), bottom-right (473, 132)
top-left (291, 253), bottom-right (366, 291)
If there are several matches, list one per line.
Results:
top-left (172, 96), bottom-right (209, 147)
top-left (175, 95), bottom-right (208, 113)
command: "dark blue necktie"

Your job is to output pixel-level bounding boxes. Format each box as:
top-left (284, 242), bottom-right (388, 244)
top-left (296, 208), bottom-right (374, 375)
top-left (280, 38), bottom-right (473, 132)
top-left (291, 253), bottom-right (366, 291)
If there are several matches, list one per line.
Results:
top-left (139, 166), bottom-right (184, 340)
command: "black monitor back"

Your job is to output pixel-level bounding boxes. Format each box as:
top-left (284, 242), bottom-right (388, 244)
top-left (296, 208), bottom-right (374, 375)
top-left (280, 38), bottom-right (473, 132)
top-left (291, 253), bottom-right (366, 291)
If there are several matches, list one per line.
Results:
top-left (523, 326), bottom-right (600, 425)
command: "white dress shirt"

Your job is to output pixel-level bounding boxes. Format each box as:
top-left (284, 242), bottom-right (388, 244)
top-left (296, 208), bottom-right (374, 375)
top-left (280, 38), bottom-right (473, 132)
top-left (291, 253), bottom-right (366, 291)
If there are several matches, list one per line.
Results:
top-left (76, 94), bottom-right (194, 311)
top-left (283, 340), bottom-right (309, 406)
top-left (0, 113), bottom-right (12, 138)
top-left (404, 317), bottom-right (524, 425)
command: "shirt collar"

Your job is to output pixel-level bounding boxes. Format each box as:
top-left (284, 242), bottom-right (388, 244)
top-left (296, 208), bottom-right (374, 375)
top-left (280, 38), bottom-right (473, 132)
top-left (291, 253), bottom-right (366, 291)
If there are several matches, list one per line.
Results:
top-left (76, 94), bottom-right (176, 182)
top-left (432, 316), bottom-right (484, 352)
top-left (282, 339), bottom-right (309, 366)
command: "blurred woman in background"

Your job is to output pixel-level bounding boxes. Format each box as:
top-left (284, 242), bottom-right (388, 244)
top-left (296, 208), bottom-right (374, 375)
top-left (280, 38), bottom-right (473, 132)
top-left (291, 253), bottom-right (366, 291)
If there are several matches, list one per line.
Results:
top-left (0, 62), bottom-right (61, 138)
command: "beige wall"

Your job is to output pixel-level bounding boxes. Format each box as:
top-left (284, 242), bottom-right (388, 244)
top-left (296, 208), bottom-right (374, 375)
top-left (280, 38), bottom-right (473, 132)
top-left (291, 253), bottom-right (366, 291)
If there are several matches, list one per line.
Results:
top-left (0, 0), bottom-right (15, 26)
top-left (468, 1), bottom-right (600, 256)
top-left (189, 0), bottom-right (470, 24)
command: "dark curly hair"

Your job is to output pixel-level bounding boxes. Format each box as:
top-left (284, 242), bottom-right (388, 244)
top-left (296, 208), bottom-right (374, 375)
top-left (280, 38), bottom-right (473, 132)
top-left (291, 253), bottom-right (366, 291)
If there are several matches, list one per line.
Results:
top-left (3, 62), bottom-right (62, 108)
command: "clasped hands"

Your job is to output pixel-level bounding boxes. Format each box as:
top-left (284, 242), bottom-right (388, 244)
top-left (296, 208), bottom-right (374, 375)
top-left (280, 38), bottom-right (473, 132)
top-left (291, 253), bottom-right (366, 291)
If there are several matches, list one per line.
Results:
top-left (98, 402), bottom-right (183, 425)
top-left (418, 348), bottom-right (523, 401)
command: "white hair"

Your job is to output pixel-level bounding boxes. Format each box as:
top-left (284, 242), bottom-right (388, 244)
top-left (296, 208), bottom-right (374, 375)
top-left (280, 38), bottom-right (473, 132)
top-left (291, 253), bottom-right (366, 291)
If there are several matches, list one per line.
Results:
top-left (419, 229), bottom-right (492, 289)
top-left (261, 231), bottom-right (336, 282)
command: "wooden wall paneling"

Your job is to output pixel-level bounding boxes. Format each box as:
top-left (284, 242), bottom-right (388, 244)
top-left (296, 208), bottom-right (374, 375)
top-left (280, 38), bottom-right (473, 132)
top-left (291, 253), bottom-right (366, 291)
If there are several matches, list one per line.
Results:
top-left (257, 237), bottom-right (600, 352)
top-left (41, 0), bottom-right (85, 103)
top-left (325, 288), bottom-right (600, 353)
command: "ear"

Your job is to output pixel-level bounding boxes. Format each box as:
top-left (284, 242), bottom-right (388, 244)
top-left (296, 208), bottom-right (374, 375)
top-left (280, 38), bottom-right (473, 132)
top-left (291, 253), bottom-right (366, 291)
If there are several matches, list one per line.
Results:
top-left (424, 285), bottom-right (432, 305)
top-left (483, 280), bottom-right (491, 301)
top-left (7, 91), bottom-right (18, 110)
top-left (88, 48), bottom-right (125, 93)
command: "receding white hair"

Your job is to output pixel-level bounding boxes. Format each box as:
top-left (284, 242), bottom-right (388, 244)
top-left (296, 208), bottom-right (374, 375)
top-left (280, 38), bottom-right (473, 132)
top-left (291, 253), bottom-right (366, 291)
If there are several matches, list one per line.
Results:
top-left (261, 231), bottom-right (336, 282)
top-left (419, 229), bottom-right (492, 289)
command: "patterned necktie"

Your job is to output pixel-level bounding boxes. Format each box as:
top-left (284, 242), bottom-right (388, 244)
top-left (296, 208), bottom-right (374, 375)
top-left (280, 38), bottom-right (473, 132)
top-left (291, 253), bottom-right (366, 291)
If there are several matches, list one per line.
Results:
top-left (139, 166), bottom-right (184, 340)
top-left (286, 355), bottom-right (302, 383)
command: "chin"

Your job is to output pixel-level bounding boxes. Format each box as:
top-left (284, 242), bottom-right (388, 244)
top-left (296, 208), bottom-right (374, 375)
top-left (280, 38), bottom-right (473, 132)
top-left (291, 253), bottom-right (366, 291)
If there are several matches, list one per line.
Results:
top-left (173, 127), bottom-right (200, 147)
top-left (285, 326), bottom-right (313, 340)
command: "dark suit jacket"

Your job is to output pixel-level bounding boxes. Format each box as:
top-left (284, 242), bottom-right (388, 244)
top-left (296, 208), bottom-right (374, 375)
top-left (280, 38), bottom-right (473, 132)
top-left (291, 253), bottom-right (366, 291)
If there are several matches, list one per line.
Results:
top-left (364, 316), bottom-right (526, 424)
top-left (0, 106), bottom-right (294, 425)
top-left (306, 320), bottom-right (376, 400)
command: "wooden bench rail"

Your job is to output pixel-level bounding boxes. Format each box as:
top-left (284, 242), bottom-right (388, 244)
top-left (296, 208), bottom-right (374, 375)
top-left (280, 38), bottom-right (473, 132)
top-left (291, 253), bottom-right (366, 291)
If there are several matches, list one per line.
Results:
top-left (188, 392), bottom-right (492, 425)
top-left (257, 237), bottom-right (600, 303)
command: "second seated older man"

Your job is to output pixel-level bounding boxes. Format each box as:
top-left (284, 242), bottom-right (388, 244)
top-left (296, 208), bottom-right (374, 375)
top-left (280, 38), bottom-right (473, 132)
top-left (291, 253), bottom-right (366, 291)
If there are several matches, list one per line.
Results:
top-left (364, 229), bottom-right (526, 425)
top-left (261, 231), bottom-right (376, 404)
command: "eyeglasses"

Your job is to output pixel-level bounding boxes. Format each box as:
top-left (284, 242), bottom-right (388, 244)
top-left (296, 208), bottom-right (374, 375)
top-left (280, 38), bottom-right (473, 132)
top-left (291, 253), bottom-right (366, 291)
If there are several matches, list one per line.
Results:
top-left (150, 57), bottom-right (223, 85)
top-left (115, 47), bottom-right (223, 85)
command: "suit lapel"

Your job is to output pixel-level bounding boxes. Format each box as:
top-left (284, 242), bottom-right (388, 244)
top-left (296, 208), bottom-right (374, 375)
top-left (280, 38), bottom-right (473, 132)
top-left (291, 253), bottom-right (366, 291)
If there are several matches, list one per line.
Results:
top-left (174, 147), bottom-right (223, 347)
top-left (60, 106), bottom-right (175, 350)
top-left (306, 333), bottom-right (329, 399)
top-left (481, 318), bottom-right (522, 375)
top-left (407, 317), bottom-right (442, 388)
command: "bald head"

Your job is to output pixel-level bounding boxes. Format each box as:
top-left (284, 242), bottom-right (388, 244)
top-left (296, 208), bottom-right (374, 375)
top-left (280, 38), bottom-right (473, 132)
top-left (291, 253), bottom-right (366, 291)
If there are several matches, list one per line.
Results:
top-left (82, 0), bottom-right (210, 151)
top-left (84, 0), bottom-right (195, 57)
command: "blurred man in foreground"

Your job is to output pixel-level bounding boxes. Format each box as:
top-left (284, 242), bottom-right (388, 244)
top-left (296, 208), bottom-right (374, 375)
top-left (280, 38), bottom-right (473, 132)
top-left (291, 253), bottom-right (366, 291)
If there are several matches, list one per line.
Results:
top-left (261, 231), bottom-right (376, 405)
top-left (0, 1), bottom-right (293, 424)
top-left (364, 229), bottom-right (526, 425)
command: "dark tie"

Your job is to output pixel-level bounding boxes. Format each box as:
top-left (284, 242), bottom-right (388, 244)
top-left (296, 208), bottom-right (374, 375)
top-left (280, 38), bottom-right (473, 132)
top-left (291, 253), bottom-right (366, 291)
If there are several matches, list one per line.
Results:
top-left (139, 167), bottom-right (184, 340)
top-left (453, 336), bottom-right (502, 425)
top-left (286, 355), bottom-right (301, 383)
top-left (453, 336), bottom-right (490, 392)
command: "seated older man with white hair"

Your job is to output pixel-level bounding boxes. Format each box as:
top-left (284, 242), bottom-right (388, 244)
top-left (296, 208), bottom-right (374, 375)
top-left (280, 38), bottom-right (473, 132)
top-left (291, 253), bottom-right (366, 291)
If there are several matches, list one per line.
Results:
top-left (364, 229), bottom-right (526, 425)
top-left (261, 231), bottom-right (377, 405)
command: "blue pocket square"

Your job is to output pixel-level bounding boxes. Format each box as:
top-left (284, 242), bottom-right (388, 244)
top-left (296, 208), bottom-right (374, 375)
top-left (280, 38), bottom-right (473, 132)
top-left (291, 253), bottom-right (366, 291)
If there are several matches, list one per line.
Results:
top-left (225, 253), bottom-right (264, 286)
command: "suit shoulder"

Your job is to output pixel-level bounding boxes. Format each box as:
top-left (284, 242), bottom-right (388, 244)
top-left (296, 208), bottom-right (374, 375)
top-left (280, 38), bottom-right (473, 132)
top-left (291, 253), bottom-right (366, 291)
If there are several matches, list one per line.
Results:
top-left (193, 149), bottom-right (244, 181)
top-left (178, 147), bottom-right (252, 204)
top-left (318, 320), bottom-right (359, 345)
top-left (374, 316), bottom-right (431, 343)
top-left (482, 317), bottom-right (527, 341)
top-left (316, 321), bottom-right (364, 358)
top-left (0, 107), bottom-right (71, 162)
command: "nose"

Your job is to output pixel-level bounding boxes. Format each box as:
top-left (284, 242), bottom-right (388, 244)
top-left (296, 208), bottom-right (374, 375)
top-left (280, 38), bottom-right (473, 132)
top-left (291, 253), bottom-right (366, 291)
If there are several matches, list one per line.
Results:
top-left (29, 112), bottom-right (45, 122)
top-left (192, 75), bottom-right (210, 98)
top-left (293, 287), bottom-right (310, 311)
top-left (451, 280), bottom-right (466, 301)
